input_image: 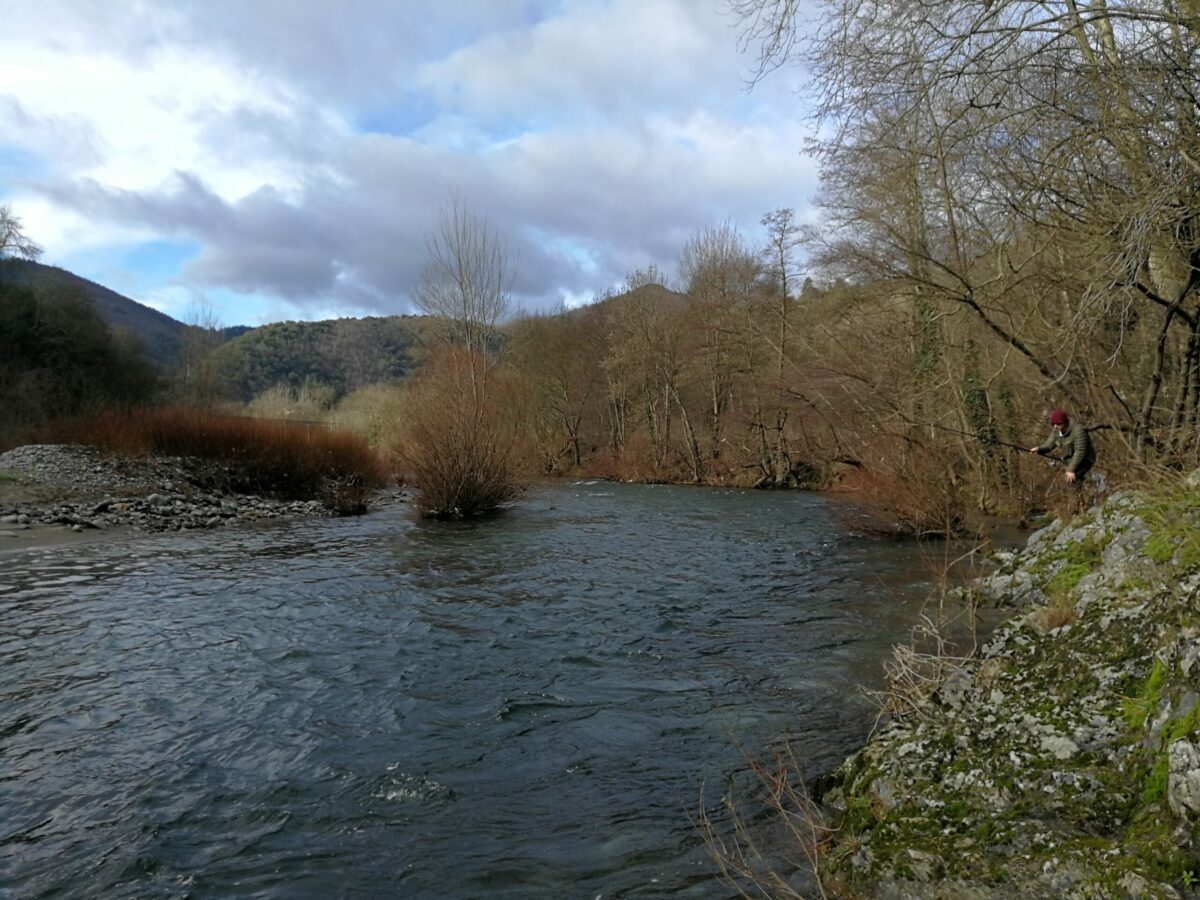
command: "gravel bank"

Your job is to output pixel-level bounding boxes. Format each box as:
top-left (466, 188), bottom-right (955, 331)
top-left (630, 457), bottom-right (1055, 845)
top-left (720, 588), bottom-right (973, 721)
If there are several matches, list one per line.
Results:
top-left (0, 444), bottom-right (403, 540)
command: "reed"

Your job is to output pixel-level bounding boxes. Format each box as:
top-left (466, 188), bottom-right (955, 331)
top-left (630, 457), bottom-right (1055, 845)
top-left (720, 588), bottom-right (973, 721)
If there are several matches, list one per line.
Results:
top-left (45, 406), bottom-right (387, 506)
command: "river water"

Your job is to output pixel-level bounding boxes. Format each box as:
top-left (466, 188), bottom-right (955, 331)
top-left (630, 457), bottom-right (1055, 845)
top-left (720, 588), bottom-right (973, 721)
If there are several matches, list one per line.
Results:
top-left (1, 481), bottom-right (943, 899)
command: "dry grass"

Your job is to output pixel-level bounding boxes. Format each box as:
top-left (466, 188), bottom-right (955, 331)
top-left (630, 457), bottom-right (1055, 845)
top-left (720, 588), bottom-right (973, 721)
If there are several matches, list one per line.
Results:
top-left (393, 348), bottom-right (531, 517)
top-left (44, 405), bottom-right (387, 506)
top-left (698, 742), bottom-right (836, 899)
top-left (864, 541), bottom-right (985, 721)
top-left (1028, 592), bottom-right (1078, 634)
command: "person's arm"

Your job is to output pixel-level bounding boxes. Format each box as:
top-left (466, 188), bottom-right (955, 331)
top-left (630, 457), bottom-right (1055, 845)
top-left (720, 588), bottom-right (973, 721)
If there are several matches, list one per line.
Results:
top-left (1030, 431), bottom-right (1056, 454)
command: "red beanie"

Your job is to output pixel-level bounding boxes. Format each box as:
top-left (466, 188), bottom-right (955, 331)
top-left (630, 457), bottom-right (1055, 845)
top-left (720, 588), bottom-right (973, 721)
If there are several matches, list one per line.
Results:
top-left (1049, 408), bottom-right (1069, 426)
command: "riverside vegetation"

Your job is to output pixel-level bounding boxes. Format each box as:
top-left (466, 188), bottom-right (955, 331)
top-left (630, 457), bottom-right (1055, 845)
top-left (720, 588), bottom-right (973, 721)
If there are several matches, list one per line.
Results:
top-left (3, 0), bottom-right (1200, 888)
top-left (772, 474), bottom-right (1200, 899)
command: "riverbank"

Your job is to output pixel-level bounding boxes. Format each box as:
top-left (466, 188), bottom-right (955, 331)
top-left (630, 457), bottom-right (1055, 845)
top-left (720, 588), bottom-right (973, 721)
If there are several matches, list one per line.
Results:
top-left (0, 444), bottom-right (407, 551)
top-left (816, 474), bottom-right (1200, 898)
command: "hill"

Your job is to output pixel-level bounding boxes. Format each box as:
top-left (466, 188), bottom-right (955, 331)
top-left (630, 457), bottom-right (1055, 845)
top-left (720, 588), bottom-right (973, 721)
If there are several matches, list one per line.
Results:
top-left (0, 260), bottom-right (189, 366)
top-left (213, 315), bottom-right (437, 402)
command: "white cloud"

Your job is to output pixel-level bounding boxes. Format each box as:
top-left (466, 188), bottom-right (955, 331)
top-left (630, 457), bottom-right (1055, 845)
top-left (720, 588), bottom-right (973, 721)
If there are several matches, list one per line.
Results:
top-left (0, 0), bottom-right (819, 323)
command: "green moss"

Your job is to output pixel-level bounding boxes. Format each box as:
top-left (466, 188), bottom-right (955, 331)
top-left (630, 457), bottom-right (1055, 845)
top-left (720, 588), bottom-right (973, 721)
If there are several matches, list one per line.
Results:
top-left (1142, 756), bottom-right (1169, 803)
top-left (1164, 701), bottom-right (1200, 743)
top-left (1045, 561), bottom-right (1092, 596)
top-left (1033, 534), bottom-right (1105, 597)
top-left (841, 794), bottom-right (878, 833)
top-left (1123, 658), bottom-right (1166, 731)
top-left (1135, 480), bottom-right (1200, 572)
top-left (1145, 532), bottom-right (1177, 564)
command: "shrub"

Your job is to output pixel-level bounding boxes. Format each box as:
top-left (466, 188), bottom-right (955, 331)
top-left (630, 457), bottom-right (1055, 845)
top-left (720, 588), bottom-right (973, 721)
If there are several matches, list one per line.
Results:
top-left (393, 348), bottom-right (531, 517)
top-left (45, 406), bottom-right (387, 508)
top-left (837, 439), bottom-right (971, 537)
top-left (329, 383), bottom-right (409, 453)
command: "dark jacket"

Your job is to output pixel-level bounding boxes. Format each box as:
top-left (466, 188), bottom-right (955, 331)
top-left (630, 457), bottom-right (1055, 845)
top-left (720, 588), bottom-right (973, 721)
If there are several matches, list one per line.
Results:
top-left (1037, 420), bottom-right (1095, 476)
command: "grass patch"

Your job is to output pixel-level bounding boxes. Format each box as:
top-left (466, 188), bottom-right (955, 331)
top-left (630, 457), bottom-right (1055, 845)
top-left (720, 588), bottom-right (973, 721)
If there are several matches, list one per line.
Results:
top-left (1033, 533), bottom-right (1104, 599)
top-left (1122, 658), bottom-right (1167, 731)
top-left (1135, 479), bottom-right (1200, 571)
top-left (44, 406), bottom-right (388, 508)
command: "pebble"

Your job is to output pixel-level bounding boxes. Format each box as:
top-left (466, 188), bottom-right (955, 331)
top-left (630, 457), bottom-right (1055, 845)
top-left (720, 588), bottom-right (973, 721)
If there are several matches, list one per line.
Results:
top-left (0, 443), bottom-right (401, 536)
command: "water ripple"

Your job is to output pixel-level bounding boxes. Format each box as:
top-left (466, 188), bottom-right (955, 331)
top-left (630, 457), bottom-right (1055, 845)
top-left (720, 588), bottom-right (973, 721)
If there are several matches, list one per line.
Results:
top-left (1, 482), bottom-right (933, 898)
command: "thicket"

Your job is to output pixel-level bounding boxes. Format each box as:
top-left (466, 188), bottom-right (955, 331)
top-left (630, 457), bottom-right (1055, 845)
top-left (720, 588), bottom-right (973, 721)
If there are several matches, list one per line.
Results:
top-left (0, 273), bottom-right (158, 444)
top-left (393, 348), bottom-right (530, 517)
top-left (482, 1), bottom-right (1200, 534)
top-left (396, 195), bottom-right (531, 518)
top-left (46, 406), bottom-right (386, 511)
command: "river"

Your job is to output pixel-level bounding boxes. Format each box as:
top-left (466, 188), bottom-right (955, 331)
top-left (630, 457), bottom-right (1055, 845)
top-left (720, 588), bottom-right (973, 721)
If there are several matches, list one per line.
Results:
top-left (1, 481), bottom-right (944, 898)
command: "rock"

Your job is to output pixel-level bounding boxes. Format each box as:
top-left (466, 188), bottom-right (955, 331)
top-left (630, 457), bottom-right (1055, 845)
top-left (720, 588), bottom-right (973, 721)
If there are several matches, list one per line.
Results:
top-left (1168, 740), bottom-right (1200, 818)
top-left (1117, 871), bottom-right (1151, 897)
top-left (906, 849), bottom-right (940, 882)
top-left (1039, 735), bottom-right (1080, 760)
top-left (937, 667), bottom-right (972, 710)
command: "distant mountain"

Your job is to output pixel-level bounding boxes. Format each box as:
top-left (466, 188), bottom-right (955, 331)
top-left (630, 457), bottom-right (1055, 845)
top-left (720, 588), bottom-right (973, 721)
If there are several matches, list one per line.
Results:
top-left (0, 260), bottom-right (189, 366)
top-left (213, 315), bottom-right (437, 402)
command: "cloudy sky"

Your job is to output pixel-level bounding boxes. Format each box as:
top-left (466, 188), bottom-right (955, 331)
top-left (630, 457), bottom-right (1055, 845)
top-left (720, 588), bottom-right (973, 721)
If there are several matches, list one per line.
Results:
top-left (1, 0), bottom-right (815, 326)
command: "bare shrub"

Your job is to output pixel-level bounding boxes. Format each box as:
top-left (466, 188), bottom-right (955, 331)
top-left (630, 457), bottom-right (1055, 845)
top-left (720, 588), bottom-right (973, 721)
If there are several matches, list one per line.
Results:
top-left (698, 742), bottom-right (834, 899)
top-left (46, 406), bottom-right (387, 506)
top-left (394, 348), bottom-right (531, 517)
top-left (319, 473), bottom-right (369, 516)
top-left (836, 439), bottom-right (971, 538)
top-left (865, 544), bottom-right (984, 721)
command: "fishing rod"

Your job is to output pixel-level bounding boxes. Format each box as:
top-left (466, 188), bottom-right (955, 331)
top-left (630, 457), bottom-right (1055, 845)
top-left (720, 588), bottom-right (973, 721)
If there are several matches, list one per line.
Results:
top-left (900, 418), bottom-right (1042, 453)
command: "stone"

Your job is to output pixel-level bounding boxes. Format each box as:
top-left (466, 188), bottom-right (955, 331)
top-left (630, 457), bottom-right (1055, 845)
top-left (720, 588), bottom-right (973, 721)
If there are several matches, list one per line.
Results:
top-left (870, 776), bottom-right (897, 812)
top-left (1117, 871), bottom-right (1151, 897)
top-left (938, 667), bottom-right (972, 710)
top-left (1168, 739), bottom-right (1200, 818)
top-left (906, 849), bottom-right (939, 882)
top-left (1039, 735), bottom-right (1080, 760)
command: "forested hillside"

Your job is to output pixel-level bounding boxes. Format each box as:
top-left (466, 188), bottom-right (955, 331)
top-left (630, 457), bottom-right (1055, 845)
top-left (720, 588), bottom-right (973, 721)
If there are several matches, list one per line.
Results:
top-left (0, 275), bottom-right (158, 436)
top-left (211, 315), bottom-right (434, 403)
top-left (0, 260), bottom-right (188, 366)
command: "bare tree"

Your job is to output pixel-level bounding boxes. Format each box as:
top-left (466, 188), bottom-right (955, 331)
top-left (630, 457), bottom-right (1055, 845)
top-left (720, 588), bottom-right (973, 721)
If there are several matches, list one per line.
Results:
top-left (180, 300), bottom-right (225, 407)
top-left (0, 205), bottom-right (43, 261)
top-left (733, 0), bottom-right (1200, 460)
top-left (623, 262), bottom-right (670, 293)
top-left (679, 222), bottom-right (760, 471)
top-left (760, 207), bottom-right (803, 374)
top-left (416, 193), bottom-right (515, 359)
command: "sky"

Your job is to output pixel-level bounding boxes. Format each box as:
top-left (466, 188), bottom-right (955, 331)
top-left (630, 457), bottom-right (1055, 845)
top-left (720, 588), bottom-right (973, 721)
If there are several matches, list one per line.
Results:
top-left (1, 0), bottom-right (816, 326)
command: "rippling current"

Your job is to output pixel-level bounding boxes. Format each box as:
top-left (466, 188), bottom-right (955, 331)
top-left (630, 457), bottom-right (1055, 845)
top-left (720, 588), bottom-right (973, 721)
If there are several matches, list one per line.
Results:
top-left (1, 482), bottom-right (941, 898)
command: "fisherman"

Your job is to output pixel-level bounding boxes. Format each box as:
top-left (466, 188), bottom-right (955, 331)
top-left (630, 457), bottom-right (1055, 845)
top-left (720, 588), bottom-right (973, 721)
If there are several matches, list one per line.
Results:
top-left (1029, 408), bottom-right (1095, 485)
